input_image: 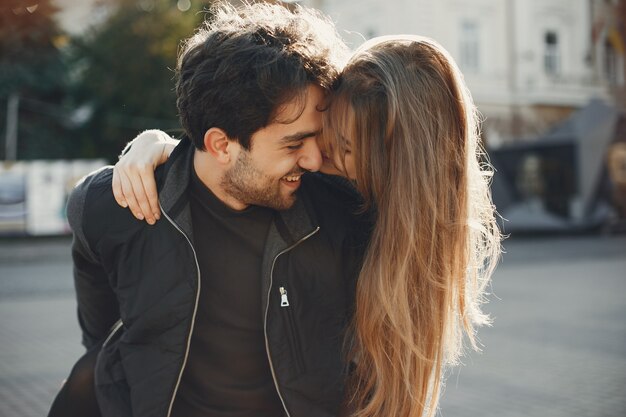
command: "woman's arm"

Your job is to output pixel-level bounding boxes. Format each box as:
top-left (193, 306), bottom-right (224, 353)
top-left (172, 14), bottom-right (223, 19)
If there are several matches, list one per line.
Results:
top-left (113, 132), bottom-right (348, 224)
top-left (112, 130), bottom-right (179, 225)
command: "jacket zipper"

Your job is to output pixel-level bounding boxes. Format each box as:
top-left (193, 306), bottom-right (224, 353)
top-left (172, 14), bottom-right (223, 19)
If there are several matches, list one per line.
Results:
top-left (279, 287), bottom-right (306, 374)
top-left (101, 319), bottom-right (124, 348)
top-left (160, 204), bottom-right (202, 417)
top-left (279, 287), bottom-right (289, 307)
top-left (265, 226), bottom-right (320, 417)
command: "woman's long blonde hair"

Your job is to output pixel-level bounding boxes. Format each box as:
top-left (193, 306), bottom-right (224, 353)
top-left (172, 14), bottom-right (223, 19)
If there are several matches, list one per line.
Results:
top-left (322, 36), bottom-right (501, 417)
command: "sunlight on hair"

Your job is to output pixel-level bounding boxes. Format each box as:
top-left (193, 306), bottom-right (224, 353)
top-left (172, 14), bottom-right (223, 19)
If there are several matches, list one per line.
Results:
top-left (328, 35), bottom-right (502, 417)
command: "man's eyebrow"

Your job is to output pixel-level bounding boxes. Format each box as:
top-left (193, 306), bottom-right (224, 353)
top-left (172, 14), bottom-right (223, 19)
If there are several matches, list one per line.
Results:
top-left (279, 130), bottom-right (320, 144)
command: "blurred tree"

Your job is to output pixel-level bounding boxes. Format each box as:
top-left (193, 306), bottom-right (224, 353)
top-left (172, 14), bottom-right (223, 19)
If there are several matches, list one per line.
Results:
top-left (0, 0), bottom-right (66, 96)
top-left (68, 0), bottom-right (213, 161)
top-left (0, 0), bottom-right (70, 159)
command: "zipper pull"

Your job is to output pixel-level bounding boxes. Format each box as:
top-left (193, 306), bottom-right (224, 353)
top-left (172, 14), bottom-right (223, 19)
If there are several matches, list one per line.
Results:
top-left (279, 286), bottom-right (289, 307)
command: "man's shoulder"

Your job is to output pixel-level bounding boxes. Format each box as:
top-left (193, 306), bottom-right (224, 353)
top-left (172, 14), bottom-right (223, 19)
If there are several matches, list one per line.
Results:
top-left (67, 166), bottom-right (114, 223)
top-left (301, 173), bottom-right (373, 242)
top-left (299, 173), bottom-right (372, 241)
top-left (300, 173), bottom-right (362, 211)
top-left (67, 165), bottom-right (142, 242)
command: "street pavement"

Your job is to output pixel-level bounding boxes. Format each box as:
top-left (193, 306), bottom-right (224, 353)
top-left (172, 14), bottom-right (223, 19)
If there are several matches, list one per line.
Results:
top-left (0, 234), bottom-right (625, 417)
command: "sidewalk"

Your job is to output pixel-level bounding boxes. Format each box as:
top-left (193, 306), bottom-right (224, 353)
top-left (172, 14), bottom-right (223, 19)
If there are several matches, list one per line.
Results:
top-left (440, 235), bottom-right (626, 417)
top-left (1, 235), bottom-right (625, 416)
top-left (0, 297), bottom-right (83, 417)
top-left (0, 237), bottom-right (83, 417)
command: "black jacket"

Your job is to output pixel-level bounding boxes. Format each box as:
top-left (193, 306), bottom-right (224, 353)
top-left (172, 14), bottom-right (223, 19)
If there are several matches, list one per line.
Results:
top-left (67, 137), bottom-right (369, 417)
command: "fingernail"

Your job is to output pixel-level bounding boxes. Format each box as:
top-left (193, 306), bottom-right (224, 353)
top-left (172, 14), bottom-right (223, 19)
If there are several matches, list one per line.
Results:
top-left (154, 213), bottom-right (160, 220)
top-left (147, 218), bottom-right (155, 225)
top-left (120, 201), bottom-right (128, 208)
top-left (135, 213), bottom-right (144, 220)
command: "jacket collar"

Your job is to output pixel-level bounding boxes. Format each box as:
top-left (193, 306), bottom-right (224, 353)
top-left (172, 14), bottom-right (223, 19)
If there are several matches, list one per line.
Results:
top-left (159, 136), bottom-right (322, 321)
top-left (158, 136), bottom-right (194, 217)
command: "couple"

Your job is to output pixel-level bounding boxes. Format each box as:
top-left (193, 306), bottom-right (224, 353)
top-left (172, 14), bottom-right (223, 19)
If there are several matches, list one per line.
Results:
top-left (54, 2), bottom-right (500, 417)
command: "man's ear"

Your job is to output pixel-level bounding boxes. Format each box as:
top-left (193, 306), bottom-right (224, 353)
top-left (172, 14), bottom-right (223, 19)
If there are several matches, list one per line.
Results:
top-left (203, 128), bottom-right (235, 164)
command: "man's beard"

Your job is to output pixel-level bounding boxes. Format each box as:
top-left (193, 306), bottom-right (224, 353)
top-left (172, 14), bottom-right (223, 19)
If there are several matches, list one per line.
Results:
top-left (221, 150), bottom-right (298, 211)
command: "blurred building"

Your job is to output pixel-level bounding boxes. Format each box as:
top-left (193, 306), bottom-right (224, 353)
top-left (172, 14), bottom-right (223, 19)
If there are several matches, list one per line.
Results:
top-left (300, 0), bottom-right (625, 147)
top-left (590, 0), bottom-right (626, 108)
top-left (294, 0), bottom-right (626, 229)
top-left (52, 0), bottom-right (626, 148)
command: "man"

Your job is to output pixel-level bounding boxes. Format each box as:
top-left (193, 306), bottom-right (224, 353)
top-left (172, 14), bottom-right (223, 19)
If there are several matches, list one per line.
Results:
top-left (61, 3), bottom-right (365, 417)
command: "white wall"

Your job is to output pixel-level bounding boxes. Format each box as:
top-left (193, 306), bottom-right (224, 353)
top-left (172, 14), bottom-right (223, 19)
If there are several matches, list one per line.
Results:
top-left (513, 0), bottom-right (599, 106)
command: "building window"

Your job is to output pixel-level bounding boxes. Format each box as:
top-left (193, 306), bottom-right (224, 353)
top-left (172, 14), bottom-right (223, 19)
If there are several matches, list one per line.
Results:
top-left (604, 36), bottom-right (625, 85)
top-left (605, 40), bottom-right (618, 83)
top-left (460, 20), bottom-right (480, 73)
top-left (544, 31), bottom-right (560, 75)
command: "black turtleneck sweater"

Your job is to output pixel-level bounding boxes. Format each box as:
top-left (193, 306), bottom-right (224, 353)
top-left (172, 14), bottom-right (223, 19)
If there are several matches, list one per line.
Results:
top-left (171, 168), bottom-right (285, 417)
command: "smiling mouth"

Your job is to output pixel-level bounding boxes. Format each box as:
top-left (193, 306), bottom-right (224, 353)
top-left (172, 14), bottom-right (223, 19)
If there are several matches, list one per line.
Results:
top-left (282, 174), bottom-right (302, 182)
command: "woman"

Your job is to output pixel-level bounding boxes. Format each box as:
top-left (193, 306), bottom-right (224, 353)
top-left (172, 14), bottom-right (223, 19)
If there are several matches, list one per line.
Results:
top-left (113, 35), bottom-right (501, 417)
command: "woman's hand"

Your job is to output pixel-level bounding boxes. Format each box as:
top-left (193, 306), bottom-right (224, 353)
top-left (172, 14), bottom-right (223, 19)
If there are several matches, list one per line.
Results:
top-left (112, 130), bottom-right (178, 225)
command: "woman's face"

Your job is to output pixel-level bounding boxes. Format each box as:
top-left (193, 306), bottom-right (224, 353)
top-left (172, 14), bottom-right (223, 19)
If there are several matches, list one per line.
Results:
top-left (319, 108), bottom-right (357, 180)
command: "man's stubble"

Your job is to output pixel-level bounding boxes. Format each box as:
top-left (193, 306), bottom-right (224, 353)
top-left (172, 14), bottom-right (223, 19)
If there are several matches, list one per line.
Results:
top-left (220, 150), bottom-right (297, 211)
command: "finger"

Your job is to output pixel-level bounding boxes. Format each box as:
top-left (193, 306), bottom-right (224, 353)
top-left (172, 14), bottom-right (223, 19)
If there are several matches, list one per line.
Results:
top-left (139, 166), bottom-right (161, 221)
top-left (118, 170), bottom-right (144, 221)
top-left (128, 167), bottom-right (156, 225)
top-left (112, 166), bottom-right (128, 208)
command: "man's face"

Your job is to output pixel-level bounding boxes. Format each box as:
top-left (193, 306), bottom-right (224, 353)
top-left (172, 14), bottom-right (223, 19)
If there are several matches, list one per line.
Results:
top-left (221, 85), bottom-right (324, 210)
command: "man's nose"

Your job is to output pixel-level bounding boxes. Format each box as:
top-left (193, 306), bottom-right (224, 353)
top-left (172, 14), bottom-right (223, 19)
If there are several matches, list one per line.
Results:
top-left (298, 137), bottom-right (322, 172)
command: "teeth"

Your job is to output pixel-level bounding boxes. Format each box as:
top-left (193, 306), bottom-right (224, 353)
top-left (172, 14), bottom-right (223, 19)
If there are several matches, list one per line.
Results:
top-left (284, 175), bottom-right (301, 182)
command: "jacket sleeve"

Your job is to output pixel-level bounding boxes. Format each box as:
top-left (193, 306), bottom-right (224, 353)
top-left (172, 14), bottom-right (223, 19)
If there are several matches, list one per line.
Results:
top-left (67, 171), bottom-right (120, 350)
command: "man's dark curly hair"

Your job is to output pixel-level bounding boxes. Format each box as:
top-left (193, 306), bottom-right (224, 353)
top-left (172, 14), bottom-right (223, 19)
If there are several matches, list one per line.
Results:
top-left (176, 1), bottom-right (348, 150)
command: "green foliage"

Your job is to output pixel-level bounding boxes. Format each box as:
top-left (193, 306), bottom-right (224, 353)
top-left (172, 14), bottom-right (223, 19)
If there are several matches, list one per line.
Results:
top-left (0, 0), bottom-right (212, 161)
top-left (0, 0), bottom-right (67, 97)
top-left (68, 0), bottom-right (213, 161)
top-left (0, 0), bottom-right (71, 159)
